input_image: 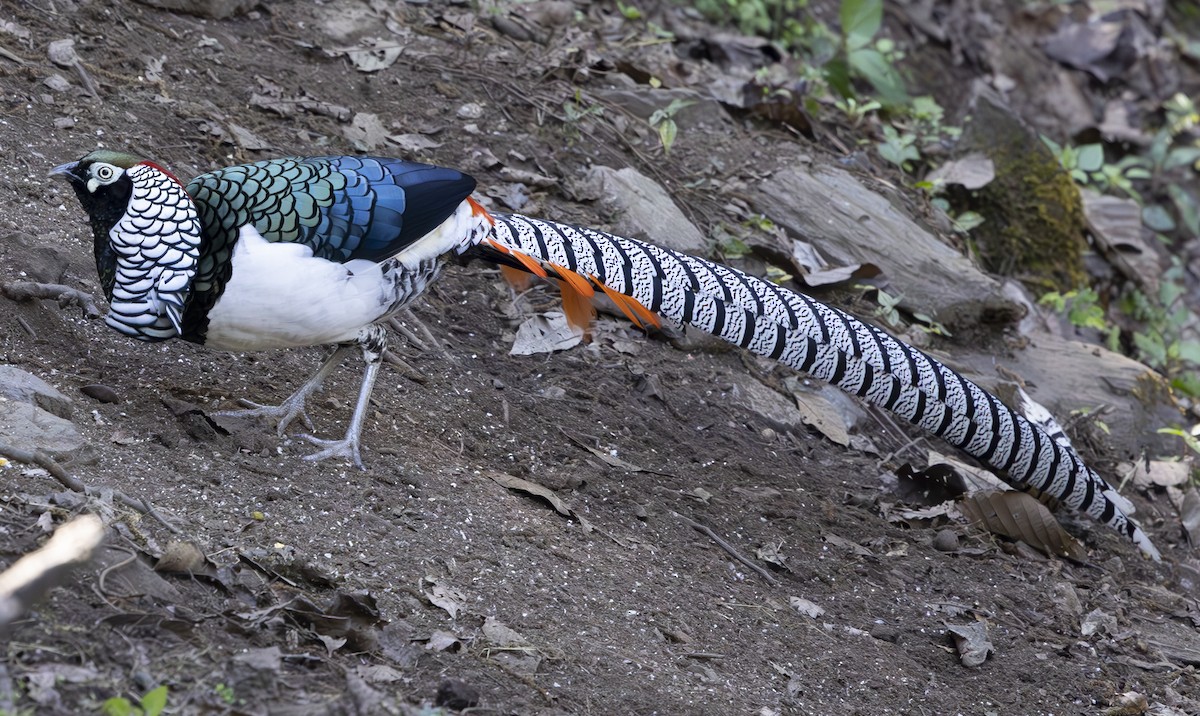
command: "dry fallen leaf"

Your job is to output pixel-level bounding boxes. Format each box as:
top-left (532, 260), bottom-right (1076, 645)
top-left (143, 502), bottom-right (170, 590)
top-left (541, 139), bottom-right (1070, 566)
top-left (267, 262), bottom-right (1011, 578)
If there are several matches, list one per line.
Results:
top-left (509, 312), bottom-right (583, 355)
top-left (422, 578), bottom-right (466, 620)
top-left (482, 616), bottom-right (542, 675)
top-left (1081, 608), bottom-right (1117, 637)
top-left (47, 38), bottom-right (80, 67)
top-left (1103, 690), bottom-right (1149, 716)
top-left (339, 37), bottom-right (401, 72)
top-left (945, 622), bottom-right (993, 667)
top-left (424, 630), bottom-right (462, 652)
top-left (344, 113), bottom-right (389, 152)
top-left (154, 541), bottom-right (211, 574)
top-left (1124, 459), bottom-right (1191, 488)
top-left (789, 596), bottom-right (825, 619)
top-left (959, 491), bottom-right (1087, 561)
top-left (927, 153), bottom-right (995, 190)
top-left (487, 471), bottom-right (593, 532)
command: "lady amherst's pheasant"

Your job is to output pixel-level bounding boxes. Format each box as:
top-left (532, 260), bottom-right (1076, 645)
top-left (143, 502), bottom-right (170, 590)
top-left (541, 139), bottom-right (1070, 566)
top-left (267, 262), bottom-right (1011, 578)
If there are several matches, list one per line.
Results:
top-left (52, 150), bottom-right (1159, 559)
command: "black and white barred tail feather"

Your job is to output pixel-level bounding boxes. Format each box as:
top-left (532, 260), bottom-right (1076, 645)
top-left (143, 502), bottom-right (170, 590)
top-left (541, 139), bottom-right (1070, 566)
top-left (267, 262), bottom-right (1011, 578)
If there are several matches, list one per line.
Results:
top-left (481, 213), bottom-right (1160, 560)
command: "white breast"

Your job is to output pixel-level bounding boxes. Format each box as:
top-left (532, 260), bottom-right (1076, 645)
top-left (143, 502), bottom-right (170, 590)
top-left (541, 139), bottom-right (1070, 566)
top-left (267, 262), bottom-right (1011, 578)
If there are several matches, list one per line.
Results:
top-left (203, 226), bottom-right (404, 351)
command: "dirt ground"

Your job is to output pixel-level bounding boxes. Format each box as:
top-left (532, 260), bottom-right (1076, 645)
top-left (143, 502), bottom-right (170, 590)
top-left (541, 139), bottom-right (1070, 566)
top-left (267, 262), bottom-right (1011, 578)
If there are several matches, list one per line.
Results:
top-left (1, 1), bottom-right (1198, 714)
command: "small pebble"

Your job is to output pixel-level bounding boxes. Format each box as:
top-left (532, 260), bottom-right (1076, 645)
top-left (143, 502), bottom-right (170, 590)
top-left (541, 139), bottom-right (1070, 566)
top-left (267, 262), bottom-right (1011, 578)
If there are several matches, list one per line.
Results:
top-left (932, 529), bottom-right (959, 552)
top-left (80, 383), bottom-right (121, 404)
top-left (435, 679), bottom-right (479, 710)
top-left (869, 624), bottom-right (900, 643)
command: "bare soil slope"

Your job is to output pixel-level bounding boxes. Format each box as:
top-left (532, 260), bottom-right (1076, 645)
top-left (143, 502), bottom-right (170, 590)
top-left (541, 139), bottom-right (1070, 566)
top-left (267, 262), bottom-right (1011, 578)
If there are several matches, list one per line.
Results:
top-left (0, 2), bottom-right (1196, 715)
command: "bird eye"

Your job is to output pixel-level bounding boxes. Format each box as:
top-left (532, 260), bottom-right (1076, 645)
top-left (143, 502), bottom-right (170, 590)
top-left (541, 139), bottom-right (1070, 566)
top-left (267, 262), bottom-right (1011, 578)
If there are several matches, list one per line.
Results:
top-left (95, 165), bottom-right (114, 181)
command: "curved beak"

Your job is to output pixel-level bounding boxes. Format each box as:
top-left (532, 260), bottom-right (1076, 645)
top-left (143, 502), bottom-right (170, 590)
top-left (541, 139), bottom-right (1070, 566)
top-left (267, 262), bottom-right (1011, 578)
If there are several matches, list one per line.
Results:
top-left (50, 161), bottom-right (82, 183)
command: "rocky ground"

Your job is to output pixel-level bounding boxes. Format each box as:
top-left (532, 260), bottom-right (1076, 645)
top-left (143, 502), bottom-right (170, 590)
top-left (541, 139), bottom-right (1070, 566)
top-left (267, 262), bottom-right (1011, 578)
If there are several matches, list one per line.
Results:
top-left (1, 1), bottom-right (1198, 714)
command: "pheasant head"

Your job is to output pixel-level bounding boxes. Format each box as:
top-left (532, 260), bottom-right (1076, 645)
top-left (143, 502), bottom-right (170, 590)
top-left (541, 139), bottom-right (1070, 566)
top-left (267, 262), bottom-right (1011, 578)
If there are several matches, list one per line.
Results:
top-left (53, 150), bottom-right (202, 341)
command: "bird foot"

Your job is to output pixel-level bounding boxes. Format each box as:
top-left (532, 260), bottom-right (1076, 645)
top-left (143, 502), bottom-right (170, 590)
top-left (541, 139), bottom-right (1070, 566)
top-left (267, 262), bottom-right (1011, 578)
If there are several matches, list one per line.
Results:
top-left (299, 433), bottom-right (365, 469)
top-left (214, 397), bottom-right (315, 437)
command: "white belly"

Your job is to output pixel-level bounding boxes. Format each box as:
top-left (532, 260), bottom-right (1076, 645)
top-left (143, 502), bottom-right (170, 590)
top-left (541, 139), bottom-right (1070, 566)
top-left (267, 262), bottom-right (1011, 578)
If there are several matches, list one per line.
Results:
top-left (203, 226), bottom-right (415, 351)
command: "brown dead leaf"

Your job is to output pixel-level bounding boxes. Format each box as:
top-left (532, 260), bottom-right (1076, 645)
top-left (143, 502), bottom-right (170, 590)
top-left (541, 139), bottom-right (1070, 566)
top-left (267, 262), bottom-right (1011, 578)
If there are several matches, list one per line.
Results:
top-left (927, 153), bottom-right (995, 190)
top-left (1103, 691), bottom-right (1149, 716)
top-left (789, 596), bottom-right (825, 618)
top-left (959, 491), bottom-right (1087, 561)
top-left (154, 541), bottom-right (211, 574)
top-left (232, 646), bottom-right (282, 672)
top-left (945, 622), bottom-right (993, 667)
top-left (822, 533), bottom-right (873, 557)
top-left (339, 37), bottom-right (401, 72)
top-left (482, 616), bottom-right (542, 675)
top-left (344, 113), bottom-right (389, 152)
top-left (509, 313), bottom-right (583, 355)
top-left (422, 578), bottom-right (465, 619)
top-left (486, 471), bottom-right (593, 532)
top-left (424, 630), bottom-right (462, 652)
top-left (1124, 459), bottom-right (1190, 488)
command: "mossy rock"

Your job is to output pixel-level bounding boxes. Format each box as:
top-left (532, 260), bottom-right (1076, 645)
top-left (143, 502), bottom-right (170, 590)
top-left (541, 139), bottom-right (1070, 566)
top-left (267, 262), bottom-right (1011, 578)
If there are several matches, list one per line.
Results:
top-left (959, 88), bottom-right (1087, 293)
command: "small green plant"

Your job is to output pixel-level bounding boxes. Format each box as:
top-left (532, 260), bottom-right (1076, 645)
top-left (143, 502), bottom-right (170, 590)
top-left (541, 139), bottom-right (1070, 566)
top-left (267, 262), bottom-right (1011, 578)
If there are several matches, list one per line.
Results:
top-left (876, 96), bottom-right (961, 175)
top-left (560, 90), bottom-right (604, 142)
top-left (855, 285), bottom-right (950, 334)
top-left (765, 265), bottom-right (794, 284)
top-left (712, 224), bottom-right (750, 260)
top-left (1041, 136), bottom-right (1152, 200)
top-left (830, 0), bottom-right (906, 105)
top-left (1119, 265), bottom-right (1200, 397)
top-left (616, 0), bottom-right (643, 20)
top-left (1158, 426), bottom-right (1200, 458)
top-left (214, 683), bottom-right (236, 706)
top-left (1039, 288), bottom-right (1109, 332)
top-left (833, 96), bottom-right (881, 125)
top-left (877, 125), bottom-right (919, 171)
top-left (647, 97), bottom-right (695, 156)
top-left (1039, 288), bottom-right (1122, 352)
top-left (692, 0), bottom-right (812, 46)
top-left (102, 686), bottom-right (168, 716)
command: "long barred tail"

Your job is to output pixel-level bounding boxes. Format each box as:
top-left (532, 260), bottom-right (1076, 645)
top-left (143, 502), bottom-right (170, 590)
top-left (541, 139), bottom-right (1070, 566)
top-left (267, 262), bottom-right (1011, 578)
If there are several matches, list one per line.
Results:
top-left (475, 212), bottom-right (1160, 560)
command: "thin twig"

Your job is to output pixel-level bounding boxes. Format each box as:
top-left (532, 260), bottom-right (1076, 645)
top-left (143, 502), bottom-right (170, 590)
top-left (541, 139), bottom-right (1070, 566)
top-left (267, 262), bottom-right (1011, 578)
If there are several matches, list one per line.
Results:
top-left (1, 281), bottom-right (100, 318)
top-left (402, 308), bottom-right (445, 356)
top-left (381, 348), bottom-right (429, 385)
top-left (15, 316), bottom-right (36, 339)
top-left (0, 442), bottom-right (182, 535)
top-left (96, 545), bottom-right (140, 599)
top-left (672, 512), bottom-right (779, 586)
top-left (387, 317), bottom-right (430, 352)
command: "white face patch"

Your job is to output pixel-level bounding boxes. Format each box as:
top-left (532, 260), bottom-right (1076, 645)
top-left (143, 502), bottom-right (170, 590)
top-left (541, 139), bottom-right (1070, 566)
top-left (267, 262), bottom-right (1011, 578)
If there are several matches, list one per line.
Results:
top-left (86, 162), bottom-right (124, 193)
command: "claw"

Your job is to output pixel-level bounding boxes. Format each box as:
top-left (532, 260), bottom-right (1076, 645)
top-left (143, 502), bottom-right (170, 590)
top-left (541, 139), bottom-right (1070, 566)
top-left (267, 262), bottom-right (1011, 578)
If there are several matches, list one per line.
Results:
top-left (215, 396), bottom-right (315, 436)
top-left (299, 433), bottom-right (365, 469)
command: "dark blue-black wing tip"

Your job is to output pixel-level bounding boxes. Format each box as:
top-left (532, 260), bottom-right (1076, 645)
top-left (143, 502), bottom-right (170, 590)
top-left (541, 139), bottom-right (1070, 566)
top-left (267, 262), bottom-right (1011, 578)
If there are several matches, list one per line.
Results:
top-left (318, 156), bottom-right (477, 262)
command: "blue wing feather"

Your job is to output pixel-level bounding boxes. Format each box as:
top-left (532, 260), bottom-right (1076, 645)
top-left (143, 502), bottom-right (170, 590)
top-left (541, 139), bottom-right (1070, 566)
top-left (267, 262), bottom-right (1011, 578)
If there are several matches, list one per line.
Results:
top-left (301, 156), bottom-right (475, 263)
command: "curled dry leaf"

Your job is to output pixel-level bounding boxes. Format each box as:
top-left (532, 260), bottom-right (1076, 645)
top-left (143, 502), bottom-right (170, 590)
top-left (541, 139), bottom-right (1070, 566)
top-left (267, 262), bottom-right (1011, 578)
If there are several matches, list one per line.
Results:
top-left (1124, 459), bottom-right (1191, 488)
top-left (945, 622), bottom-right (993, 667)
top-left (487, 471), bottom-right (593, 532)
top-left (422, 578), bottom-right (465, 620)
top-left (959, 490), bottom-right (1088, 561)
top-left (927, 153), bottom-right (995, 190)
top-left (154, 541), bottom-right (211, 574)
top-left (425, 630), bottom-right (462, 652)
top-left (509, 312), bottom-right (583, 355)
top-left (1103, 691), bottom-right (1149, 716)
top-left (339, 37), bottom-right (401, 72)
top-left (789, 596), bottom-right (825, 619)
